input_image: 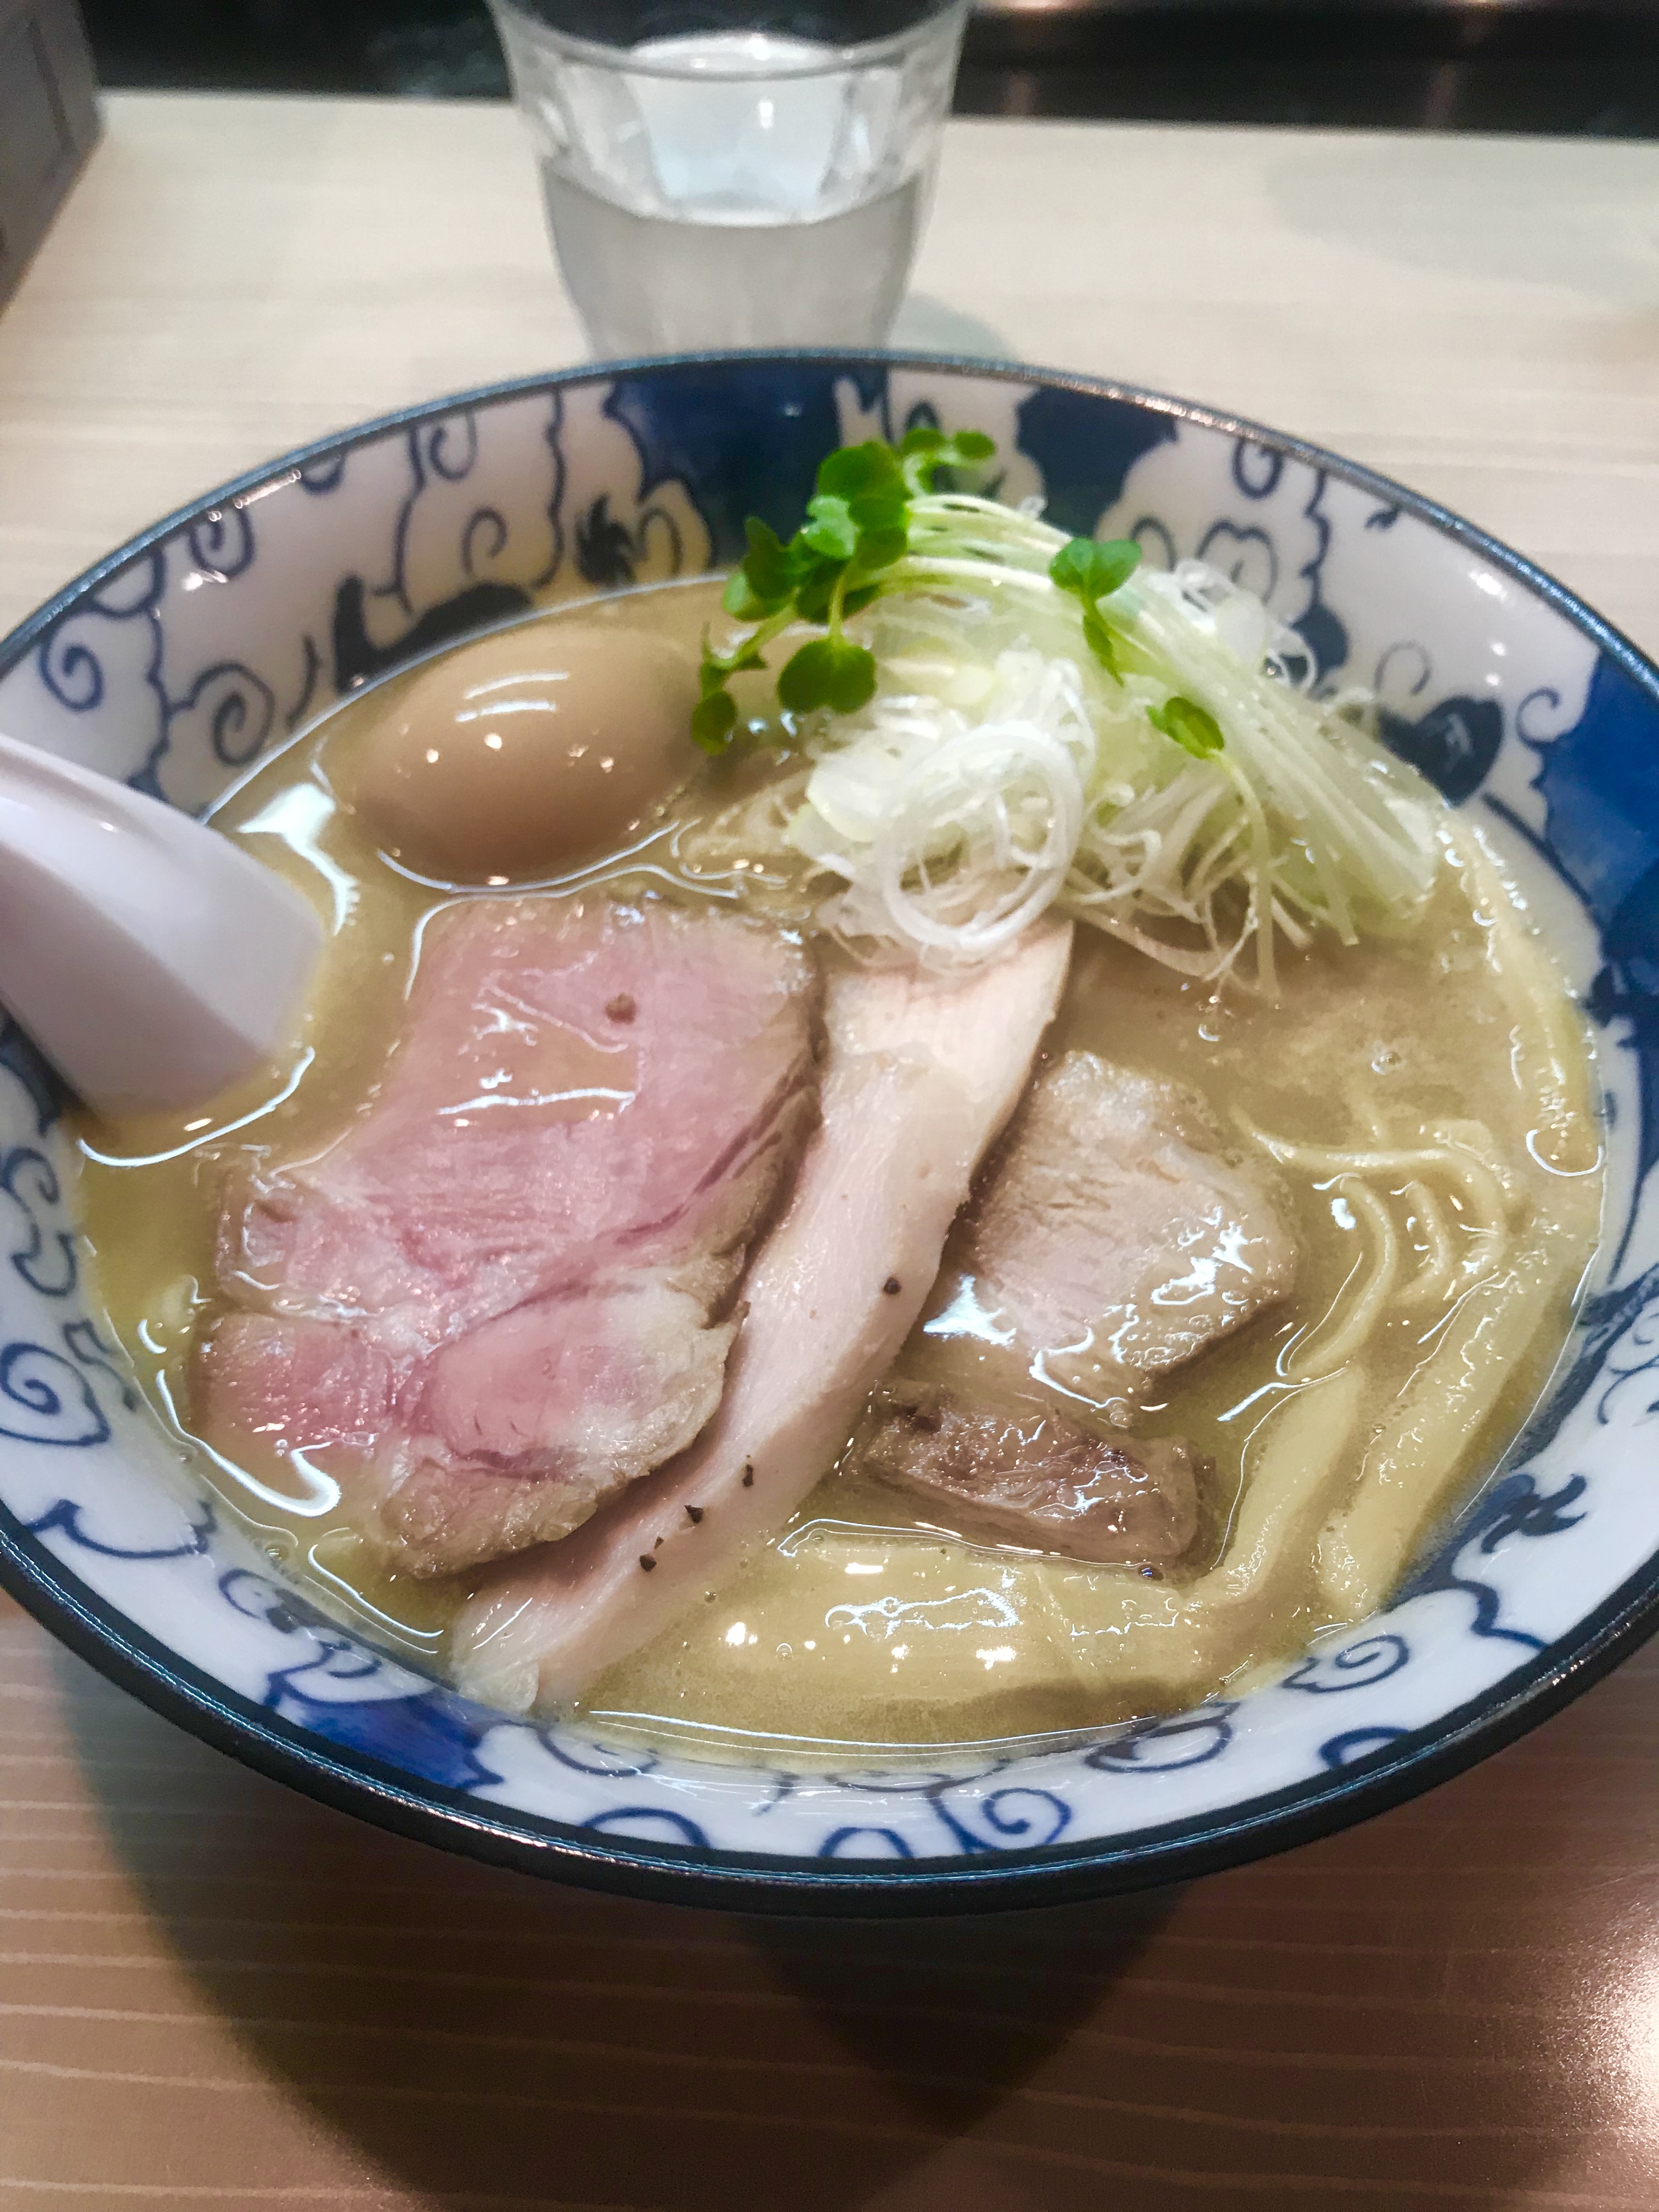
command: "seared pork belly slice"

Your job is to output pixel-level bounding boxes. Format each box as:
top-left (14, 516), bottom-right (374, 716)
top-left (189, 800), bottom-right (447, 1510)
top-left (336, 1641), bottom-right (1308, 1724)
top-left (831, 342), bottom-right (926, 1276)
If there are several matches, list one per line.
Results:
top-left (194, 899), bottom-right (820, 1574)
top-left (861, 1385), bottom-right (1200, 1565)
top-left (448, 921), bottom-right (1074, 1716)
top-left (946, 1051), bottom-right (1296, 1418)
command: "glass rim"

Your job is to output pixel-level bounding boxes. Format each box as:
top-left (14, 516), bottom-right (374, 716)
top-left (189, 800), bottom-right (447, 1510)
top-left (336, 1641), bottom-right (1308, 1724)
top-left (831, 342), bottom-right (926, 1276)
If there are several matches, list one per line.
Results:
top-left (487, 0), bottom-right (969, 80)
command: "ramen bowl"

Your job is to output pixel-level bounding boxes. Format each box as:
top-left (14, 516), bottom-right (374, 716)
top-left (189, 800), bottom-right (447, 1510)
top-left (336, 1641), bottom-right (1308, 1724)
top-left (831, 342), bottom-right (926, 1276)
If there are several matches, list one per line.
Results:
top-left (2, 353), bottom-right (1656, 1914)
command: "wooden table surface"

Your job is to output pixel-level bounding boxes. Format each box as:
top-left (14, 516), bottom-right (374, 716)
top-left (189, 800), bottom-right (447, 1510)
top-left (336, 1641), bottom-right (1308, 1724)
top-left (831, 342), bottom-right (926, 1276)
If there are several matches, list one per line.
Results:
top-left (3, 92), bottom-right (1659, 2211)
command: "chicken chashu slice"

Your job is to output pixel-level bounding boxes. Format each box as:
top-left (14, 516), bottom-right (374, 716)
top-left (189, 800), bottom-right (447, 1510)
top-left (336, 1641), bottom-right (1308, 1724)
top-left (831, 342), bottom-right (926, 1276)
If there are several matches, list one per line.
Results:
top-left (195, 898), bottom-right (821, 1576)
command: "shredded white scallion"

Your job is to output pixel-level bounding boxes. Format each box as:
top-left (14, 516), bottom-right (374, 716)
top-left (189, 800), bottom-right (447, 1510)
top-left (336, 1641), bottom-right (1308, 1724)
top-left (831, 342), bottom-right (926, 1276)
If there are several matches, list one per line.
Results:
top-left (789, 651), bottom-right (1097, 960)
top-left (770, 548), bottom-right (1440, 986)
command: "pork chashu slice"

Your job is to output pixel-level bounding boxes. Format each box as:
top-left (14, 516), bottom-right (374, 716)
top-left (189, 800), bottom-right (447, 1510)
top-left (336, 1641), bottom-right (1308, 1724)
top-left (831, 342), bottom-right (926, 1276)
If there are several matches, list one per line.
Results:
top-left (937, 1049), bottom-right (1297, 1421)
top-left (194, 898), bottom-right (821, 1575)
top-left (862, 1385), bottom-right (1201, 1564)
top-left (449, 921), bottom-right (1074, 1716)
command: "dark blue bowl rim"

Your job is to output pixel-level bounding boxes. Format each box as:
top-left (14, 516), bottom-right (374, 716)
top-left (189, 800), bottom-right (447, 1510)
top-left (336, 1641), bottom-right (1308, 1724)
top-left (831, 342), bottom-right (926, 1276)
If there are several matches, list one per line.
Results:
top-left (3, 347), bottom-right (1657, 1916)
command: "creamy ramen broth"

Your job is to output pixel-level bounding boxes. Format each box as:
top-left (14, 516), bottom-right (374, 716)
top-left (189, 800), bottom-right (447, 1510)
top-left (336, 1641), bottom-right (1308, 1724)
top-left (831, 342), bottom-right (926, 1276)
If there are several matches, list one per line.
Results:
top-left (74, 580), bottom-right (1604, 1757)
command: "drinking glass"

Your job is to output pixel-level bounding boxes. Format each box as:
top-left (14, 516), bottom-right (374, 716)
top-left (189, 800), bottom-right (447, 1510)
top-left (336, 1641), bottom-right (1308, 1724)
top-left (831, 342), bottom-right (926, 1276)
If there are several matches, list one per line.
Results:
top-left (488, 0), bottom-right (970, 356)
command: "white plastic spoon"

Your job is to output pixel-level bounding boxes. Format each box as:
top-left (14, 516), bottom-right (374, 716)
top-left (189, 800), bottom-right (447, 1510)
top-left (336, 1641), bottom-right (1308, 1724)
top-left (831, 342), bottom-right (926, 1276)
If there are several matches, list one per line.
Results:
top-left (0, 732), bottom-right (323, 1119)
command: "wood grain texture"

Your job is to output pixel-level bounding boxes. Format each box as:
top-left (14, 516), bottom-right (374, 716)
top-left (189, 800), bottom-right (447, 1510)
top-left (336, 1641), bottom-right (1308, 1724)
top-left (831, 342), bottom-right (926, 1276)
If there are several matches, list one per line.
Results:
top-left (5, 1589), bottom-right (1659, 2209)
top-left (4, 91), bottom-right (1659, 2210)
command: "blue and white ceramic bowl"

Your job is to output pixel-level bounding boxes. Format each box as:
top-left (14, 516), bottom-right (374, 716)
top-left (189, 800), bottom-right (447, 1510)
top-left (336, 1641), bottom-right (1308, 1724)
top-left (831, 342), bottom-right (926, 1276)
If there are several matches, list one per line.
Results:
top-left (3, 353), bottom-right (1657, 1912)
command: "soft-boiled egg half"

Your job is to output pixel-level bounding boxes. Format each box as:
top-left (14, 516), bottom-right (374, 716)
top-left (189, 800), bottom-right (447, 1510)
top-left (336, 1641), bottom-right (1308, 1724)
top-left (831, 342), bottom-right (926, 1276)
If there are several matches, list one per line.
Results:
top-left (334, 623), bottom-right (701, 883)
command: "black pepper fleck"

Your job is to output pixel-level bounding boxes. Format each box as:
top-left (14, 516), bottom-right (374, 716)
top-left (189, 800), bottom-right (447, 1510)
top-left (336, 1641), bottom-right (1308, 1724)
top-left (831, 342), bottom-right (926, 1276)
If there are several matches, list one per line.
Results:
top-left (742, 1464), bottom-right (754, 1488)
top-left (882, 1276), bottom-right (901, 1296)
top-left (605, 992), bottom-right (637, 1023)
top-left (653, 1536), bottom-right (663, 1549)
top-left (685, 1505), bottom-right (704, 1524)
top-left (639, 1554), bottom-right (657, 1572)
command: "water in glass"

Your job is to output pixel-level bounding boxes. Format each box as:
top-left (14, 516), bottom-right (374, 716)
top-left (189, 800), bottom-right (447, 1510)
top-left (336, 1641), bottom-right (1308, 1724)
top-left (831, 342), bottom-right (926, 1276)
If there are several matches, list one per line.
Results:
top-left (498, 16), bottom-right (962, 354)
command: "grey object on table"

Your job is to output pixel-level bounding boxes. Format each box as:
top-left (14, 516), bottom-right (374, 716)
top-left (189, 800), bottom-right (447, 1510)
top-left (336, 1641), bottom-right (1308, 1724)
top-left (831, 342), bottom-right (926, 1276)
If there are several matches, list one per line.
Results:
top-left (0, 0), bottom-right (99, 311)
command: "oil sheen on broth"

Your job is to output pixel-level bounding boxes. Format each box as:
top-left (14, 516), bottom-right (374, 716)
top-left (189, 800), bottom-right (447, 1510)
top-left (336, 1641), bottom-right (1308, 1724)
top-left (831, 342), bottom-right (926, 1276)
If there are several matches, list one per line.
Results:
top-left (74, 580), bottom-right (1604, 1758)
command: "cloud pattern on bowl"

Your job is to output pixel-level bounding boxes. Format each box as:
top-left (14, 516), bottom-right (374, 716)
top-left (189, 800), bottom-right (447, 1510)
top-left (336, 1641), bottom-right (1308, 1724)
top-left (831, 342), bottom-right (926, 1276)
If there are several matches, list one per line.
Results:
top-left (3, 356), bottom-right (1659, 1904)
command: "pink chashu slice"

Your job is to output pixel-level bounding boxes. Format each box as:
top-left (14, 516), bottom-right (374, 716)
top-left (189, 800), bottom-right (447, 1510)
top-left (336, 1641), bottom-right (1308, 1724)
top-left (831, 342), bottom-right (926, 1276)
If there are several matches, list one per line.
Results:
top-left (194, 896), bottom-right (821, 1573)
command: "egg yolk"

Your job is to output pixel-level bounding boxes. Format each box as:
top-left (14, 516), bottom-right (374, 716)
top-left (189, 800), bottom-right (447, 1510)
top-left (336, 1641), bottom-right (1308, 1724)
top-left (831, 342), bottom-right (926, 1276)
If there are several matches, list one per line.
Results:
top-left (334, 621), bottom-right (701, 883)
